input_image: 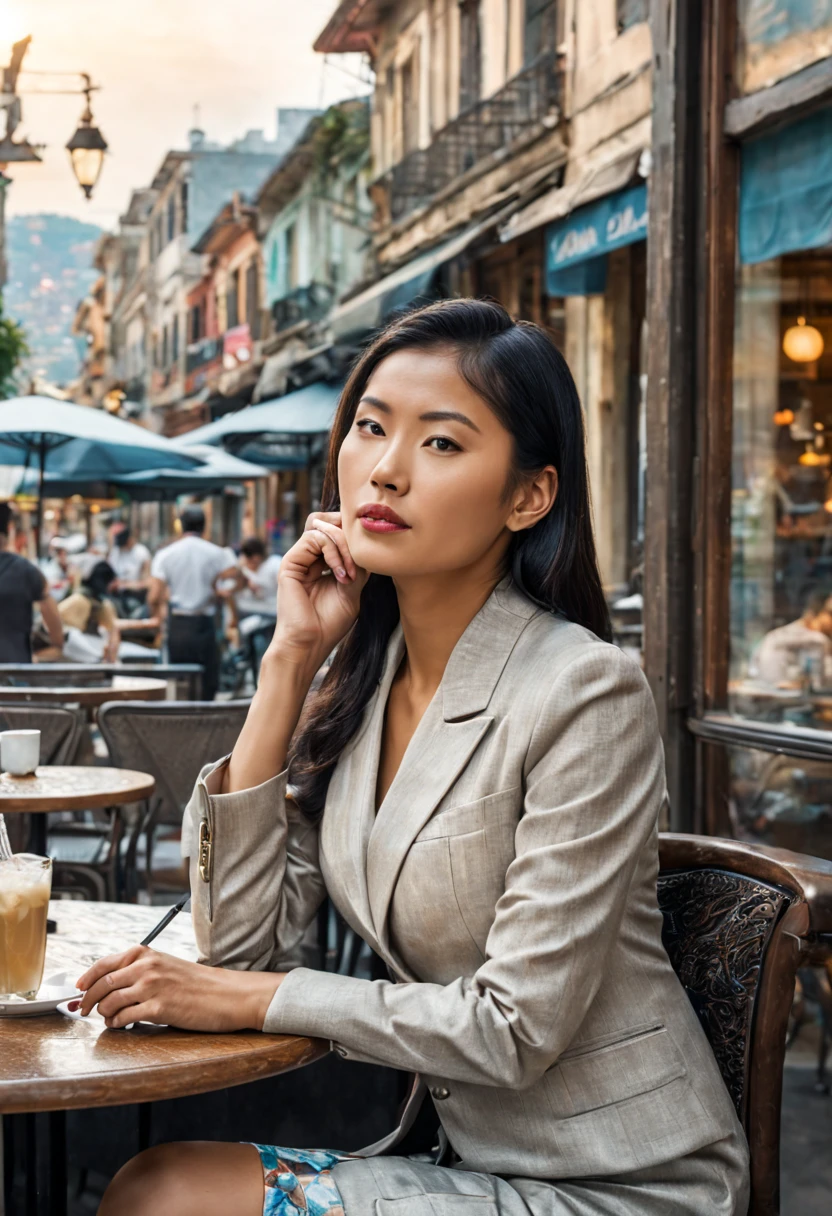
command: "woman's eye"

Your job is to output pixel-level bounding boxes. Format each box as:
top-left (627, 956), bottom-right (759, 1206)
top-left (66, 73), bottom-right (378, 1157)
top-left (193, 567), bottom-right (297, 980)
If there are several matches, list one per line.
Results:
top-left (427, 436), bottom-right (460, 452)
top-left (356, 418), bottom-right (385, 436)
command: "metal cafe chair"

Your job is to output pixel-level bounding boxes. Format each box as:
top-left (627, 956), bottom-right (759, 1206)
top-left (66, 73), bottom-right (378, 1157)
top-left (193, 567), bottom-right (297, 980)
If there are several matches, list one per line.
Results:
top-left (658, 833), bottom-right (832, 1216)
top-left (97, 699), bottom-right (250, 898)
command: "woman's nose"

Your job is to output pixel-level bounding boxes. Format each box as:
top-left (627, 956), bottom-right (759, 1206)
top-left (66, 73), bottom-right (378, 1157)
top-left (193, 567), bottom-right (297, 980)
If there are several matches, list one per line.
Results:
top-left (370, 454), bottom-right (409, 495)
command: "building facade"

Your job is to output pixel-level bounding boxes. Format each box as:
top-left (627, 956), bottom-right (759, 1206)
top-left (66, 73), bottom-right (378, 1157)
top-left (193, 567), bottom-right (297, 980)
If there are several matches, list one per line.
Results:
top-left (316, 0), bottom-right (652, 631)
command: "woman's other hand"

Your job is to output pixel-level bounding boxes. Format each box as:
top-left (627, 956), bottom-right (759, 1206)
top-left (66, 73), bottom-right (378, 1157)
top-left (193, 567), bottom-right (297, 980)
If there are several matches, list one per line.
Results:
top-left (270, 511), bottom-right (368, 674)
top-left (75, 946), bottom-right (283, 1032)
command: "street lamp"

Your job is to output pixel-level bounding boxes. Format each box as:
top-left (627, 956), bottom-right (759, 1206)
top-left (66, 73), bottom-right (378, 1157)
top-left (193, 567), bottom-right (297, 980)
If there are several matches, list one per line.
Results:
top-left (65, 75), bottom-right (107, 200)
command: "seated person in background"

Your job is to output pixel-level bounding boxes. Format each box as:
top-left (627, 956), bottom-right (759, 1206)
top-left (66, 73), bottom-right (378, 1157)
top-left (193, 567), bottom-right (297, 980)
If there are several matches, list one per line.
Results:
top-left (108, 524), bottom-right (152, 617)
top-left (229, 537), bottom-right (281, 680)
top-left (58, 561), bottom-right (121, 663)
top-left (42, 536), bottom-right (78, 600)
top-left (0, 503), bottom-right (64, 662)
top-left (751, 593), bottom-right (832, 686)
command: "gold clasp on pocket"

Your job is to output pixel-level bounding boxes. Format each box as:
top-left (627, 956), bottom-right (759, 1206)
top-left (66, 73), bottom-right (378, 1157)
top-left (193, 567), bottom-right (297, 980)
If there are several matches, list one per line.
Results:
top-left (198, 819), bottom-right (212, 883)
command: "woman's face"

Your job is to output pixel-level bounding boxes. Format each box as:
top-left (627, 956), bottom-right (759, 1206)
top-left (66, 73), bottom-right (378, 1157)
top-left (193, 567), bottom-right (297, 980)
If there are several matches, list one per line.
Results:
top-left (337, 347), bottom-right (540, 580)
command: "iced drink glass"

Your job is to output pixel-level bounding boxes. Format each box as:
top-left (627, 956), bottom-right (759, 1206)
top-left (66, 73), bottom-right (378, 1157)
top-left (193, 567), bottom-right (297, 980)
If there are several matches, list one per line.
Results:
top-left (0, 854), bottom-right (52, 999)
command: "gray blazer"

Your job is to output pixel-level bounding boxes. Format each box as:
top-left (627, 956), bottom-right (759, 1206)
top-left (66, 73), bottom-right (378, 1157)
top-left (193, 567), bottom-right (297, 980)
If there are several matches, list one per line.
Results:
top-left (184, 576), bottom-right (744, 1182)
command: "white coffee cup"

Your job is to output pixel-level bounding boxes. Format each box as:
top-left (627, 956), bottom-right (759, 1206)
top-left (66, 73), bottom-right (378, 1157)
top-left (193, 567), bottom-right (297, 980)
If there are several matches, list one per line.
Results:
top-left (0, 730), bottom-right (41, 777)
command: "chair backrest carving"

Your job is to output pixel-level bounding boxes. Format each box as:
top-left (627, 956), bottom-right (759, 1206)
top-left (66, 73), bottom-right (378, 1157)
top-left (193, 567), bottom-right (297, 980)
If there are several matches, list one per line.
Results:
top-left (657, 866), bottom-right (792, 1120)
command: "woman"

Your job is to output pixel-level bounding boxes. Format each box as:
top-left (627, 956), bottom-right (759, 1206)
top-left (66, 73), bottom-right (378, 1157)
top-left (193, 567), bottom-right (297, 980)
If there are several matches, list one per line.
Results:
top-left (79, 300), bottom-right (748, 1215)
top-left (57, 560), bottom-right (121, 662)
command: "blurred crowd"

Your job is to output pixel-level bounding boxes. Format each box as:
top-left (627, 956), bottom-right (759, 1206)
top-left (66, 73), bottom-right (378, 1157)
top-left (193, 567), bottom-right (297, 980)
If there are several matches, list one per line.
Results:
top-left (0, 502), bottom-right (281, 699)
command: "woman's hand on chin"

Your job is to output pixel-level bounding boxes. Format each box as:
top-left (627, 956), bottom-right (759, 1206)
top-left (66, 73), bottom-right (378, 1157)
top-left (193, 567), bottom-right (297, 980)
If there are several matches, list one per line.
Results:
top-left (267, 510), bottom-right (369, 676)
top-left (74, 945), bottom-right (285, 1032)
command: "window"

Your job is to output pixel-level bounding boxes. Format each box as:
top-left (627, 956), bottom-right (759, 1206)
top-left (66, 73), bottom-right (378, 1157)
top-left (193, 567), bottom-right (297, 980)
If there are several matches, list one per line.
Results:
top-left (161, 326), bottom-right (169, 369)
top-left (189, 304), bottom-right (202, 343)
top-left (180, 180), bottom-right (189, 236)
top-left (616, 0), bottom-right (648, 33)
top-left (459, 0), bottom-right (482, 111)
top-left (285, 222), bottom-right (297, 291)
top-left (226, 275), bottom-right (239, 330)
top-left (729, 251), bottom-right (832, 854)
top-left (245, 261), bottom-right (259, 339)
top-left (171, 314), bottom-right (179, 365)
top-left (167, 195), bottom-right (176, 243)
top-left (524, 0), bottom-right (558, 64)
top-left (401, 53), bottom-right (420, 156)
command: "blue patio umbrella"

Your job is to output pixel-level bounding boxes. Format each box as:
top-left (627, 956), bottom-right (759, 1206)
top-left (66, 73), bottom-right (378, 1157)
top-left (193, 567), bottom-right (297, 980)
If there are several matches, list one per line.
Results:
top-left (115, 444), bottom-right (270, 499)
top-left (0, 396), bottom-right (202, 550)
top-left (14, 445), bottom-right (269, 503)
top-left (173, 381), bottom-right (341, 454)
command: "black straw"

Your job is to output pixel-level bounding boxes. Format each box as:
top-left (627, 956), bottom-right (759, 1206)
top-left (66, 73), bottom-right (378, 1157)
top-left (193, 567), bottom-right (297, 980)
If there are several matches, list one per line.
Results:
top-left (140, 894), bottom-right (190, 947)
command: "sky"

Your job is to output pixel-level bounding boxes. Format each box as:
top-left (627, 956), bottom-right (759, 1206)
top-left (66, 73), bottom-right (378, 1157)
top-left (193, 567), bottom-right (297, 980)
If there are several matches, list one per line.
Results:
top-left (1, 0), bottom-right (370, 230)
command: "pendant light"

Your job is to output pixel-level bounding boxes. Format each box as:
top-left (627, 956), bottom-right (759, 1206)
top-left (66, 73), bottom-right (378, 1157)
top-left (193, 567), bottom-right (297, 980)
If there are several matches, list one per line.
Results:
top-left (783, 316), bottom-right (825, 363)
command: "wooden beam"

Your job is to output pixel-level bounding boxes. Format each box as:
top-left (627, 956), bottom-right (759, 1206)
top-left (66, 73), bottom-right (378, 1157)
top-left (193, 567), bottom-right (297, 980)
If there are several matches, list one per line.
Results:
top-left (724, 54), bottom-right (832, 140)
top-left (693, 0), bottom-right (738, 837)
top-left (643, 0), bottom-right (701, 830)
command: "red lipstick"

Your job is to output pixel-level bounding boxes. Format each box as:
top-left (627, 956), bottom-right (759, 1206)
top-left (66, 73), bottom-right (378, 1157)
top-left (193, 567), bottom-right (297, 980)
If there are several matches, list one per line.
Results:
top-left (357, 502), bottom-right (411, 533)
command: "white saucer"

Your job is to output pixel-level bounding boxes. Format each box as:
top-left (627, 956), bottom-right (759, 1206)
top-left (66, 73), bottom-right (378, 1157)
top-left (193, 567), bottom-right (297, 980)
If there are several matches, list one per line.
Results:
top-left (0, 972), bottom-right (81, 1017)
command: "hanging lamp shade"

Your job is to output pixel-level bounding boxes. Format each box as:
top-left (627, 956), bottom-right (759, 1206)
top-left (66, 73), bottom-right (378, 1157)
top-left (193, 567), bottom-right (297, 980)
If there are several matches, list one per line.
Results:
top-left (66, 101), bottom-right (107, 199)
top-left (783, 316), bottom-right (824, 363)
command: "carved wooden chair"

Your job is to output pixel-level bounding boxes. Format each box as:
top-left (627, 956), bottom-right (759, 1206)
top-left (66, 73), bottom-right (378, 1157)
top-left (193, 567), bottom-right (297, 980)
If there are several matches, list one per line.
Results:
top-left (658, 833), bottom-right (832, 1216)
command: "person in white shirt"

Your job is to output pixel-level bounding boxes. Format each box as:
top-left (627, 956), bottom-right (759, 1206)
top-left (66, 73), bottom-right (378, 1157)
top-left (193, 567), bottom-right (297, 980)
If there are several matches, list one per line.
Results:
top-left (149, 507), bottom-right (237, 700)
top-left (230, 536), bottom-right (281, 682)
top-left (108, 525), bottom-right (152, 589)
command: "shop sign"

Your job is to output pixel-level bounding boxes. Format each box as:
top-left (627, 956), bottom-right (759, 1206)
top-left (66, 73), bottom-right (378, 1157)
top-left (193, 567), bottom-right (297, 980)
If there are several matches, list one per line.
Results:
top-left (546, 183), bottom-right (648, 276)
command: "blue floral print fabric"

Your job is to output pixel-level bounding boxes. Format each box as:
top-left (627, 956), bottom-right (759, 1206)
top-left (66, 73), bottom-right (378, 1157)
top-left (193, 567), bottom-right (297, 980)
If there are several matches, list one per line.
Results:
top-left (249, 1144), bottom-right (354, 1215)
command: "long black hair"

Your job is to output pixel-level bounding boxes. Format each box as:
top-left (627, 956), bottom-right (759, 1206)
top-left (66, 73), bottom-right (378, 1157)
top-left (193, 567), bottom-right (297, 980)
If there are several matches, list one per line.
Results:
top-left (289, 298), bottom-right (611, 821)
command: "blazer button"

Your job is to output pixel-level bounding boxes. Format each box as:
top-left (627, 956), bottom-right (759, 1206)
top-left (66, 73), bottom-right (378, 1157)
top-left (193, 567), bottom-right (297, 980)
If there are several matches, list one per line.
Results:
top-left (430, 1086), bottom-right (450, 1100)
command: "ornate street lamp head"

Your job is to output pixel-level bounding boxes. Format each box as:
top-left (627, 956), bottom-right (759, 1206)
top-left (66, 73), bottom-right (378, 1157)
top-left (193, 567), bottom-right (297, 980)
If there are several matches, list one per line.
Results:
top-left (66, 76), bottom-right (107, 199)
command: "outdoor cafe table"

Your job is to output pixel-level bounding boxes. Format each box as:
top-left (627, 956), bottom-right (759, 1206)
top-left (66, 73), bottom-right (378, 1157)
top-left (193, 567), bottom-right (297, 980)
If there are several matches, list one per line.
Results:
top-left (0, 766), bottom-right (156, 859)
top-left (0, 675), bottom-right (167, 708)
top-left (0, 900), bottom-right (327, 1216)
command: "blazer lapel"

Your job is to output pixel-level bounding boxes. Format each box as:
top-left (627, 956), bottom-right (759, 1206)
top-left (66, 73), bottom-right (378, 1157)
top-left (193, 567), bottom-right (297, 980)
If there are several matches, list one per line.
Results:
top-left (366, 576), bottom-right (540, 975)
top-left (322, 626), bottom-right (406, 949)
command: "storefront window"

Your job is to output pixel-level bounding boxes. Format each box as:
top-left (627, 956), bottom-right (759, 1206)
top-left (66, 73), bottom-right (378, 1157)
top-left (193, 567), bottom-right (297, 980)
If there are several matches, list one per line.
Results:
top-left (731, 251), bottom-right (832, 703)
top-left (730, 250), bottom-right (832, 856)
top-left (727, 744), bottom-right (832, 861)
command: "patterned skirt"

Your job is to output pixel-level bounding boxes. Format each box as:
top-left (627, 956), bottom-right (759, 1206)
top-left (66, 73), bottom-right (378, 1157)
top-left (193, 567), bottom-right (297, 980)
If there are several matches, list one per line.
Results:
top-left (249, 1144), bottom-right (353, 1216)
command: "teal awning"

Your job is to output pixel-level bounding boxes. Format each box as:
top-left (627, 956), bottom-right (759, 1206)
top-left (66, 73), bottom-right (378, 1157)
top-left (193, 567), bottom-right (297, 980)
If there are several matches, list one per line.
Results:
top-left (739, 105), bottom-right (832, 264)
top-left (545, 183), bottom-right (647, 296)
top-left (171, 380), bottom-right (341, 448)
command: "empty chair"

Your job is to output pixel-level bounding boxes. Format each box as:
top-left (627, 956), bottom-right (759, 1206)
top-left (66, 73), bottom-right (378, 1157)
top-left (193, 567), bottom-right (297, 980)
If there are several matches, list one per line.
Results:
top-left (97, 700), bottom-right (250, 896)
top-left (658, 832), bottom-right (832, 1216)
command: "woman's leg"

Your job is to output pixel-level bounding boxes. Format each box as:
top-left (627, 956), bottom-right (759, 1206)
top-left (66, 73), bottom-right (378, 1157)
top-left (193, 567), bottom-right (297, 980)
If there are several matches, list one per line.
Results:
top-left (98, 1141), bottom-right (264, 1216)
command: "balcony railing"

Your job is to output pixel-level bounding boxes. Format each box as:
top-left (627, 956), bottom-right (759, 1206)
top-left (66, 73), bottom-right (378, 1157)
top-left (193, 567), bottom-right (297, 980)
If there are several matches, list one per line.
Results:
top-left (271, 282), bottom-right (335, 333)
top-left (185, 335), bottom-right (223, 376)
top-left (381, 51), bottom-right (561, 223)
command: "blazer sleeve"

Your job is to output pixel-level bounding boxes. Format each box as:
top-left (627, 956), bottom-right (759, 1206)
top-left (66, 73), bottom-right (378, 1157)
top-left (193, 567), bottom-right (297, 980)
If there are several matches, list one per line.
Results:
top-left (182, 757), bottom-right (327, 971)
top-left (262, 644), bottom-right (667, 1089)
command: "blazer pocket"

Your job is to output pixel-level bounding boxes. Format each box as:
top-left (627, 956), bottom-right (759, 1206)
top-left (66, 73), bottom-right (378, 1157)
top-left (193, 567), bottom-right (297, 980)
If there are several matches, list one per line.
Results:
top-left (414, 787), bottom-right (520, 842)
top-left (548, 1025), bottom-right (687, 1119)
top-left (375, 1198), bottom-right (497, 1216)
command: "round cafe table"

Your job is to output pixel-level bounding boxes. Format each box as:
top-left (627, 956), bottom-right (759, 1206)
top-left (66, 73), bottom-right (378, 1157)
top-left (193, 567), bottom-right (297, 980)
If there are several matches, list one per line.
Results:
top-left (0, 900), bottom-right (327, 1216)
top-left (0, 766), bottom-right (155, 869)
top-left (0, 675), bottom-right (166, 707)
